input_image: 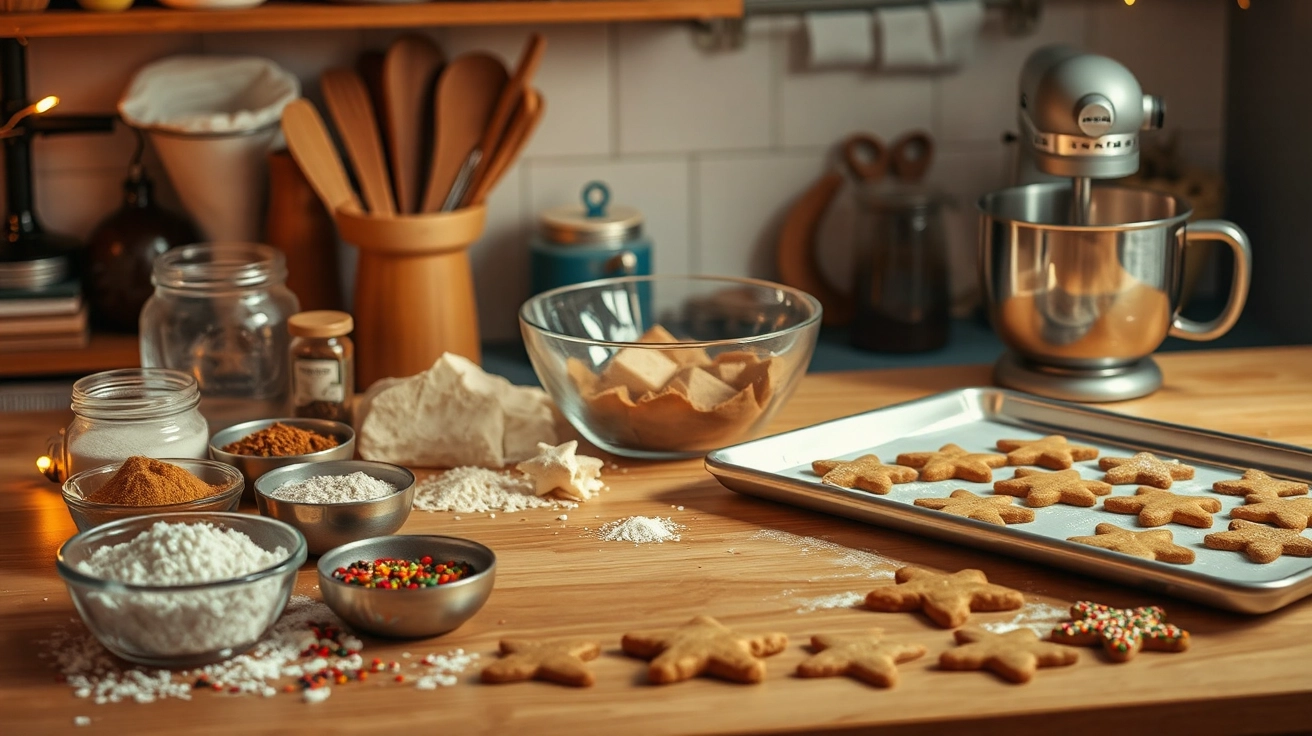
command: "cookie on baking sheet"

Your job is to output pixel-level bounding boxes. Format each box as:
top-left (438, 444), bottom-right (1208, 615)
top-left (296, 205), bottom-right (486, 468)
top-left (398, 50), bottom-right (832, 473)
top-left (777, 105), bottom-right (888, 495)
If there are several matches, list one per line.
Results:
top-left (1067, 522), bottom-right (1195, 564)
top-left (811, 454), bottom-right (918, 495)
top-left (993, 468), bottom-right (1113, 508)
top-left (896, 444), bottom-right (1007, 483)
top-left (1203, 519), bottom-right (1312, 564)
top-left (1212, 469), bottom-right (1309, 500)
top-left (1049, 601), bottom-right (1189, 663)
top-left (995, 435), bottom-right (1099, 470)
top-left (795, 630), bottom-right (926, 688)
top-left (864, 567), bottom-right (1024, 629)
top-left (939, 627), bottom-right (1078, 684)
top-left (481, 638), bottom-right (602, 687)
top-left (621, 615), bottom-right (788, 684)
top-left (1098, 452), bottom-right (1195, 489)
top-left (1102, 487), bottom-right (1222, 528)
top-left (1230, 497), bottom-right (1312, 531)
top-left (914, 489), bottom-right (1036, 526)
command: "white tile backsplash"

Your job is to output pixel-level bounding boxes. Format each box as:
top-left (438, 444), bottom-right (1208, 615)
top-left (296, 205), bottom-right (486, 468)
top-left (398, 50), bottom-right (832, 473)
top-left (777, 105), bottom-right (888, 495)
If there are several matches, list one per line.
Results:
top-left (16, 0), bottom-right (1230, 339)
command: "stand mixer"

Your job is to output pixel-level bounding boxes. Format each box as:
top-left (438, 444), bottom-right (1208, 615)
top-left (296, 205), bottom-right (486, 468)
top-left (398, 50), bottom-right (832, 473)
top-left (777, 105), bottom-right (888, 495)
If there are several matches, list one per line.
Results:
top-left (980, 46), bottom-right (1252, 402)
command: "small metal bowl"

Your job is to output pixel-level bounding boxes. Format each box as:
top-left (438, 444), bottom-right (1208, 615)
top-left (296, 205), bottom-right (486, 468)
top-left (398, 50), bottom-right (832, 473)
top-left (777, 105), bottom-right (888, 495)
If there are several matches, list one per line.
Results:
top-left (316, 535), bottom-right (496, 639)
top-left (209, 417), bottom-right (356, 492)
top-left (254, 460), bottom-right (415, 556)
top-left (62, 459), bottom-right (244, 532)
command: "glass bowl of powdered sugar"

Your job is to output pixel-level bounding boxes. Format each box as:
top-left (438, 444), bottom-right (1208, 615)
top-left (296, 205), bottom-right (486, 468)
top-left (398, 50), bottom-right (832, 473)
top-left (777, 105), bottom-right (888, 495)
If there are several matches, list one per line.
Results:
top-left (56, 512), bottom-right (306, 667)
top-left (253, 460), bottom-right (416, 556)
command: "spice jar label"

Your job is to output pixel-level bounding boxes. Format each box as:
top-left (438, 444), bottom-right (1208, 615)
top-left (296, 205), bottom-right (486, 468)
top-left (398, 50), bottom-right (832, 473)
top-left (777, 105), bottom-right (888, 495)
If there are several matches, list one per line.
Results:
top-left (294, 359), bottom-right (345, 405)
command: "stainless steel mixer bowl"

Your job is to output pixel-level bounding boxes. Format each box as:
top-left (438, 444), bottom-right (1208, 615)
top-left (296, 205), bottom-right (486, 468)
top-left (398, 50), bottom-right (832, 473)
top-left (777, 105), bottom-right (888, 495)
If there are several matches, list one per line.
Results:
top-left (979, 183), bottom-right (1251, 368)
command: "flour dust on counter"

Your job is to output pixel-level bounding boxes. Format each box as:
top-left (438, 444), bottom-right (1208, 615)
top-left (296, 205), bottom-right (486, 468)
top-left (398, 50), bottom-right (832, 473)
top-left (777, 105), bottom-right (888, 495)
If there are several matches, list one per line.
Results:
top-left (977, 602), bottom-right (1071, 636)
top-left (747, 529), bottom-right (899, 580)
top-left (588, 515), bottom-right (686, 545)
top-left (411, 467), bottom-right (579, 514)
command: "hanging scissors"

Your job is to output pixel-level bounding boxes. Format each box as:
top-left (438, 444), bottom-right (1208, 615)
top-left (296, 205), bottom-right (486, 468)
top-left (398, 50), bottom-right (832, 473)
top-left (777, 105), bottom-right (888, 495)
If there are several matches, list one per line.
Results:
top-left (841, 130), bottom-right (935, 185)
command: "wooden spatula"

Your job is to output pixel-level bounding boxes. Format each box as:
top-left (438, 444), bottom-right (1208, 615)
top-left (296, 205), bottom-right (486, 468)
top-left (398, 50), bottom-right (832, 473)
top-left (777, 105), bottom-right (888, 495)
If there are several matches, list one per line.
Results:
top-left (420, 52), bottom-right (508, 213)
top-left (458, 33), bottom-right (546, 208)
top-left (466, 88), bottom-right (545, 206)
top-left (321, 67), bottom-right (396, 216)
top-left (382, 34), bottom-right (445, 214)
top-left (280, 98), bottom-right (361, 215)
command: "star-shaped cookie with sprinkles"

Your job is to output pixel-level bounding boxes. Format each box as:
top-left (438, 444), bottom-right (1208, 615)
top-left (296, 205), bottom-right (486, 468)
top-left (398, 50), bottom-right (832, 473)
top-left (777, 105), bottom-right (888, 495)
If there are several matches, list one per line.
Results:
top-left (1049, 601), bottom-right (1189, 662)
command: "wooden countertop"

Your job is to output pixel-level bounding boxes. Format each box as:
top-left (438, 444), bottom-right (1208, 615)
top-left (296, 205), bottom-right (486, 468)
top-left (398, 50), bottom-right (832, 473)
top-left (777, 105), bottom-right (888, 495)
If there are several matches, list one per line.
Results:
top-left (4, 346), bottom-right (1312, 734)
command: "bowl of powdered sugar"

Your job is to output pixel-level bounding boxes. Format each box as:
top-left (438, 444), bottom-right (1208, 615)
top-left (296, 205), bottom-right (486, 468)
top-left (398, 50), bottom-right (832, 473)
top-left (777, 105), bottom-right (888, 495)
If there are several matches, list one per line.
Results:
top-left (56, 512), bottom-right (306, 668)
top-left (253, 460), bottom-right (415, 555)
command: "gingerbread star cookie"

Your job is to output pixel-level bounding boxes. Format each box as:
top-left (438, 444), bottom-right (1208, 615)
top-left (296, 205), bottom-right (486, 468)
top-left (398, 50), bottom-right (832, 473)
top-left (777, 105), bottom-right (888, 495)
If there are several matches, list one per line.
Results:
top-left (515, 440), bottom-right (605, 501)
top-left (1098, 452), bottom-right (1195, 489)
top-left (897, 444), bottom-right (1007, 482)
top-left (939, 627), bottom-right (1078, 684)
top-left (1230, 496), bottom-right (1312, 531)
top-left (621, 615), bottom-right (788, 684)
top-left (1049, 601), bottom-right (1189, 662)
top-left (864, 567), bottom-right (1024, 628)
top-left (993, 468), bottom-right (1113, 508)
top-left (481, 638), bottom-right (602, 687)
top-left (811, 454), bottom-right (917, 495)
top-left (1067, 522), bottom-right (1195, 564)
top-left (914, 489), bottom-right (1036, 526)
top-left (1203, 519), bottom-right (1312, 563)
top-left (795, 630), bottom-right (926, 688)
top-left (1213, 469), bottom-right (1308, 500)
top-left (1102, 488), bottom-right (1222, 528)
top-left (995, 435), bottom-right (1099, 470)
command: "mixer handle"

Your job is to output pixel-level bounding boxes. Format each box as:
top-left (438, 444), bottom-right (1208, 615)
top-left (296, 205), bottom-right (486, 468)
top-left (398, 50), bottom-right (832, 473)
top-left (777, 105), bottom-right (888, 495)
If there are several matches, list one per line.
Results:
top-left (1169, 220), bottom-right (1252, 342)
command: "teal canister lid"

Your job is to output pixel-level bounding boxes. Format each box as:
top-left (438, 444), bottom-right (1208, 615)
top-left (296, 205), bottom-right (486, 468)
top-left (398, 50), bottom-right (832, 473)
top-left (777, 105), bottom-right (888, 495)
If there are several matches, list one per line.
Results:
top-left (539, 181), bottom-right (644, 247)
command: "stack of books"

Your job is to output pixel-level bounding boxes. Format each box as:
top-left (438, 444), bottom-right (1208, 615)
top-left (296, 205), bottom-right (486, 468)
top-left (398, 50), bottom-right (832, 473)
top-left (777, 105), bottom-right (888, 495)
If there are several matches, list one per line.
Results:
top-left (0, 280), bottom-right (88, 353)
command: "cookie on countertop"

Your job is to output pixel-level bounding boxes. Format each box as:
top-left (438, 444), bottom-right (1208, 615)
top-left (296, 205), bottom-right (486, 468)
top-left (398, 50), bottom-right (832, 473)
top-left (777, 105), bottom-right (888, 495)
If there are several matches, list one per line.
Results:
top-left (811, 454), bottom-right (917, 495)
top-left (914, 489), bottom-right (1036, 526)
top-left (995, 435), bottom-right (1099, 470)
top-left (864, 567), bottom-right (1024, 629)
top-left (795, 630), bottom-right (926, 688)
top-left (1067, 522), bottom-right (1195, 564)
top-left (993, 468), bottom-right (1113, 508)
top-left (621, 615), bottom-right (788, 684)
top-left (481, 638), bottom-right (602, 687)
top-left (1230, 496), bottom-right (1312, 531)
top-left (1049, 601), bottom-right (1189, 663)
top-left (1102, 487), bottom-right (1222, 528)
top-left (1212, 469), bottom-right (1309, 500)
top-left (896, 443), bottom-right (1007, 483)
top-left (1098, 452), bottom-right (1195, 489)
top-left (1203, 519), bottom-right (1312, 564)
top-left (939, 627), bottom-right (1078, 684)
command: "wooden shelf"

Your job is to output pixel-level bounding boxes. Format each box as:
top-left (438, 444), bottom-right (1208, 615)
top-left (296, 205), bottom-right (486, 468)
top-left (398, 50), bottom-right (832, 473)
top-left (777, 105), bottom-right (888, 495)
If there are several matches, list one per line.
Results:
top-left (0, 0), bottom-right (741, 38)
top-left (0, 332), bottom-right (139, 378)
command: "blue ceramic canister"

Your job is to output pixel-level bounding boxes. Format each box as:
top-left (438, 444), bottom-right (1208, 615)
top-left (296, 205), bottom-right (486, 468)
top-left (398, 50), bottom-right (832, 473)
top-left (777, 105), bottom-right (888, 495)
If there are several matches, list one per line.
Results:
top-left (530, 181), bottom-right (652, 294)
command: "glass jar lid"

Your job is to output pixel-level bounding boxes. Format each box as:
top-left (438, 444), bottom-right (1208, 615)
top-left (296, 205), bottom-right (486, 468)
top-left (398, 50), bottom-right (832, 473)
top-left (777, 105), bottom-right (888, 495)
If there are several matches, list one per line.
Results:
top-left (289, 310), bottom-right (353, 338)
top-left (151, 242), bottom-right (287, 291)
top-left (71, 368), bottom-right (201, 421)
top-left (539, 181), bottom-right (643, 246)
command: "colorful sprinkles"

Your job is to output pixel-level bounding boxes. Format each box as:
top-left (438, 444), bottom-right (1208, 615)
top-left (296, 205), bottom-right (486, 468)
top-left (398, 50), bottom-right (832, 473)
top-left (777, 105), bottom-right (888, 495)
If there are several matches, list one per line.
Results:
top-left (331, 557), bottom-right (474, 589)
top-left (1049, 601), bottom-right (1189, 662)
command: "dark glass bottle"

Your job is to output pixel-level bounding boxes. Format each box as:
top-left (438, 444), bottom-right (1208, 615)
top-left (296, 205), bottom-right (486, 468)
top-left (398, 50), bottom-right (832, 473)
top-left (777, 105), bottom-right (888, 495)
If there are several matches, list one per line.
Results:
top-left (85, 166), bottom-right (200, 332)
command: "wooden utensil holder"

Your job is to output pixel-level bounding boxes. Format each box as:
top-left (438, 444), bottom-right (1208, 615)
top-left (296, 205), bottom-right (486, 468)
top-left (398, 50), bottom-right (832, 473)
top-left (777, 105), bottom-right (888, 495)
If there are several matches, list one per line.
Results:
top-left (335, 205), bottom-right (486, 390)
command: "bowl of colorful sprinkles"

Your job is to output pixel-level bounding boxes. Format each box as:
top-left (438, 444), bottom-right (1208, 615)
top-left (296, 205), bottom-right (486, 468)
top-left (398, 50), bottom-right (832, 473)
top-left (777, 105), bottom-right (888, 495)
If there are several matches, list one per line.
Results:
top-left (209, 417), bottom-right (356, 492)
top-left (316, 534), bottom-right (496, 638)
top-left (254, 460), bottom-right (416, 555)
top-left (62, 456), bottom-right (245, 531)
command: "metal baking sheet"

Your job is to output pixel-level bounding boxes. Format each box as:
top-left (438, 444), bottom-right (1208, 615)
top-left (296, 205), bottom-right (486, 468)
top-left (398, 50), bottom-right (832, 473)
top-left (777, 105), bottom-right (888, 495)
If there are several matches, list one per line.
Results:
top-left (705, 387), bottom-right (1312, 614)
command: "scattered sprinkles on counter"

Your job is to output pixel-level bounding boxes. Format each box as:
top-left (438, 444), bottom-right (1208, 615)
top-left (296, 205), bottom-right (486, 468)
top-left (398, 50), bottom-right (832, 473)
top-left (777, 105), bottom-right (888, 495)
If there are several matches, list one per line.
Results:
top-left (331, 557), bottom-right (474, 589)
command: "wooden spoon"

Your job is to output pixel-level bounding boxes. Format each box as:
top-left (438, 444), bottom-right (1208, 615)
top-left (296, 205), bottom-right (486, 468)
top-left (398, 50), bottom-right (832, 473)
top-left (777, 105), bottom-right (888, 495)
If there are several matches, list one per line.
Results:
top-left (382, 34), bottom-right (445, 214)
top-left (459, 32), bottom-right (546, 208)
top-left (420, 52), bottom-right (508, 213)
top-left (280, 98), bottom-right (361, 215)
top-left (321, 67), bottom-right (396, 216)
top-left (467, 88), bottom-right (544, 206)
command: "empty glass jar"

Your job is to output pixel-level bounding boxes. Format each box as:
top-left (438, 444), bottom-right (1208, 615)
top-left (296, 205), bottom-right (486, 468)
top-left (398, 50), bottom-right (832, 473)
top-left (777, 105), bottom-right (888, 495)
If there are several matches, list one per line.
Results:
top-left (139, 243), bottom-right (300, 429)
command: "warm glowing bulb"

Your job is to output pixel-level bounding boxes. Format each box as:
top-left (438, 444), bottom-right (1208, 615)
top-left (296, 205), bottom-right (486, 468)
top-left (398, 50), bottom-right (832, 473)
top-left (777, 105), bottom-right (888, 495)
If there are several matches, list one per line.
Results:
top-left (1237, 0), bottom-right (1250, 8)
top-left (1124, 0), bottom-right (1135, 5)
top-left (34, 96), bottom-right (58, 114)
top-left (36, 455), bottom-right (51, 473)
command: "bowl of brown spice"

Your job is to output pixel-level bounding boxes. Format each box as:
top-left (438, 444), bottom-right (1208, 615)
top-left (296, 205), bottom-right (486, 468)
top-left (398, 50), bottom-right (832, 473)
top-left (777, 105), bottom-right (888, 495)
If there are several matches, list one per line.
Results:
top-left (209, 418), bottom-right (356, 492)
top-left (62, 456), bottom-right (245, 531)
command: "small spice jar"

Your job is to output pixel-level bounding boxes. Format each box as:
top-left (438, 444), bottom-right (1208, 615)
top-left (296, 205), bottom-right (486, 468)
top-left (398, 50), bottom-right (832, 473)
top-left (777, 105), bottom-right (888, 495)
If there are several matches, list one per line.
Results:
top-left (288, 310), bottom-right (354, 422)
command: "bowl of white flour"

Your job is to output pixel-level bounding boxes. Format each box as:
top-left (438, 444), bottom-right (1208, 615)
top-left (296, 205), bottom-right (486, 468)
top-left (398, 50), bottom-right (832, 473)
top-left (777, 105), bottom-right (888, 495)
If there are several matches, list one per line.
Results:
top-left (55, 512), bottom-right (306, 667)
top-left (253, 460), bottom-right (416, 555)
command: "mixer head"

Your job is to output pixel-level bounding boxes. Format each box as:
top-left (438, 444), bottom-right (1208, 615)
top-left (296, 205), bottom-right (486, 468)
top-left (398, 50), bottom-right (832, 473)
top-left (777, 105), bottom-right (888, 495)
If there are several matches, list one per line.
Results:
top-left (1018, 45), bottom-right (1165, 180)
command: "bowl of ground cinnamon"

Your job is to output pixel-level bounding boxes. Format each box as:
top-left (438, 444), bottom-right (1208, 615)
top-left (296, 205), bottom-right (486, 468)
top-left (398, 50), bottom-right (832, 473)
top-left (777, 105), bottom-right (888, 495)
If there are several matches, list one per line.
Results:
top-left (208, 417), bottom-right (356, 492)
top-left (62, 456), bottom-right (245, 531)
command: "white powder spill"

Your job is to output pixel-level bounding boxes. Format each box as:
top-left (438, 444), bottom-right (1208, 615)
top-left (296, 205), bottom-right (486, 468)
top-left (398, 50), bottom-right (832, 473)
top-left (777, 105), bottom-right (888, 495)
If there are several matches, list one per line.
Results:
top-left (791, 591), bottom-right (867, 614)
top-left (412, 467), bottom-right (577, 513)
top-left (594, 516), bottom-right (686, 545)
top-left (749, 529), bottom-right (898, 580)
top-left (415, 649), bottom-right (480, 689)
top-left (978, 602), bottom-right (1071, 636)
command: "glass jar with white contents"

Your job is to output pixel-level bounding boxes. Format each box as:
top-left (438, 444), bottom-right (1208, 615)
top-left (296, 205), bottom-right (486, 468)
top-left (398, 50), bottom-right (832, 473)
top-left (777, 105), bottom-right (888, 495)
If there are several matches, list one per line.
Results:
top-left (47, 368), bottom-right (210, 481)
